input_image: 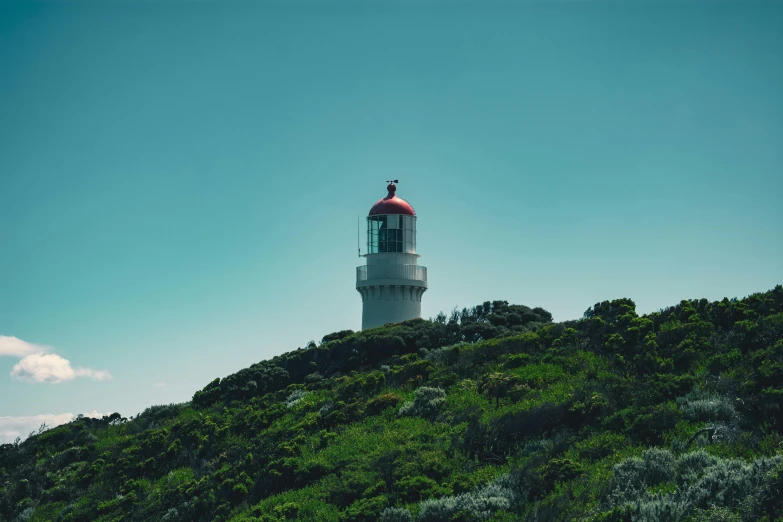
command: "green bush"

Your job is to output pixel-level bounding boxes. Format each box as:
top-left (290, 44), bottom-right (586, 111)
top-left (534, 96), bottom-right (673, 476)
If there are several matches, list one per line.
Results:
top-left (366, 393), bottom-right (404, 416)
top-left (607, 448), bottom-right (783, 520)
top-left (285, 390), bottom-right (310, 409)
top-left (416, 473), bottom-right (519, 522)
top-left (342, 495), bottom-right (388, 522)
top-left (676, 389), bottom-right (737, 423)
top-left (379, 507), bottom-right (414, 522)
top-left (398, 387), bottom-right (446, 420)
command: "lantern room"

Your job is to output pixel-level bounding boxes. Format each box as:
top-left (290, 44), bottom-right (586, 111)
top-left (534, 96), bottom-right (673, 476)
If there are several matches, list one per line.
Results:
top-left (366, 183), bottom-right (417, 254)
top-left (367, 214), bottom-right (417, 254)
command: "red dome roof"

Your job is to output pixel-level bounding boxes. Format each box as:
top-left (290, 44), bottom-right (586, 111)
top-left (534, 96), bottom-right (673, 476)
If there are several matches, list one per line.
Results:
top-left (369, 184), bottom-right (416, 216)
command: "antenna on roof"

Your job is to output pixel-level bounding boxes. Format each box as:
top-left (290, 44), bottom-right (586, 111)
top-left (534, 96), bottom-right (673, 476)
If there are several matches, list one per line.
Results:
top-left (386, 179), bottom-right (399, 184)
top-left (357, 215), bottom-right (361, 257)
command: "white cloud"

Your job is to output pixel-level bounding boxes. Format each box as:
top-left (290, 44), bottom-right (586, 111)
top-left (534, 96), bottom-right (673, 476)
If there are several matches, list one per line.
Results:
top-left (0, 335), bottom-right (49, 357)
top-left (1, 335), bottom-right (113, 384)
top-left (154, 382), bottom-right (166, 387)
top-left (11, 353), bottom-right (113, 384)
top-left (0, 411), bottom-right (104, 444)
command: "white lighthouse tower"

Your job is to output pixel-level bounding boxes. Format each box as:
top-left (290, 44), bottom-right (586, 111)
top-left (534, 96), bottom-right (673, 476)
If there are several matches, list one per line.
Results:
top-left (357, 182), bottom-right (428, 330)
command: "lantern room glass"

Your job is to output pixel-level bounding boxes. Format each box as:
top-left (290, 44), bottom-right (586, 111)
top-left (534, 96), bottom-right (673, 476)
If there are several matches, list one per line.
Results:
top-left (367, 215), bottom-right (416, 254)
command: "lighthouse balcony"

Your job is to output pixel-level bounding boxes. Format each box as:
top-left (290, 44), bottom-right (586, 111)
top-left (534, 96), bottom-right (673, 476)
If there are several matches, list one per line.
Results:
top-left (356, 264), bottom-right (427, 287)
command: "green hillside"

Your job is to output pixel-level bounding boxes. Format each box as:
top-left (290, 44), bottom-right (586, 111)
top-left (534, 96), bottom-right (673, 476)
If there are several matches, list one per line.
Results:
top-left (2, 288), bottom-right (782, 522)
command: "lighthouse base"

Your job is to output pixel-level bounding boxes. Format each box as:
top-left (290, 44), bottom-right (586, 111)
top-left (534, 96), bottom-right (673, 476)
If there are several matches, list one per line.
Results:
top-left (357, 284), bottom-right (427, 330)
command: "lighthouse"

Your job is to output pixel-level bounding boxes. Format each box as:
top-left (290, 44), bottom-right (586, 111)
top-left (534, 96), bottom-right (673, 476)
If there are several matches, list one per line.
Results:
top-left (356, 182), bottom-right (428, 330)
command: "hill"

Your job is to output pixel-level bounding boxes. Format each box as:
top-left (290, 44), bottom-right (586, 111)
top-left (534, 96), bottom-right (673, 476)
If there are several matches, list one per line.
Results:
top-left (1, 288), bottom-right (782, 522)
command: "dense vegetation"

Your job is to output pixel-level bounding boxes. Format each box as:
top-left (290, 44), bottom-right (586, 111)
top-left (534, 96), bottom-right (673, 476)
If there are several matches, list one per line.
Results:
top-left (2, 288), bottom-right (782, 522)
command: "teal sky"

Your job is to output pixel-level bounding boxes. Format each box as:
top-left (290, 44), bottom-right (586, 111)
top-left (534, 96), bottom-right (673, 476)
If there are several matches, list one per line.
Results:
top-left (1, 0), bottom-right (781, 437)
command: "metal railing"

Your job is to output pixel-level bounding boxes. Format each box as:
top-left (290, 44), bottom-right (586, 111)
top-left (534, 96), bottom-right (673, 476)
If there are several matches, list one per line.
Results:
top-left (357, 264), bottom-right (427, 283)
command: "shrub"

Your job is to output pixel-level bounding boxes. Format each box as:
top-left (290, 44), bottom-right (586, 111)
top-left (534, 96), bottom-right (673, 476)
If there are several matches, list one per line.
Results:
top-left (676, 450), bottom-right (718, 486)
top-left (422, 343), bottom-right (470, 366)
top-left (606, 449), bottom-right (783, 520)
top-left (16, 507), bottom-right (35, 522)
top-left (626, 402), bottom-right (682, 444)
top-left (318, 404), bottom-right (336, 420)
top-left (53, 446), bottom-right (88, 467)
top-left (285, 390), bottom-right (310, 409)
top-left (304, 372), bottom-right (324, 384)
top-left (135, 403), bottom-right (188, 426)
top-left (609, 455), bottom-right (648, 502)
top-left (322, 330), bottom-right (354, 344)
top-left (395, 475), bottom-right (443, 502)
top-left (398, 387), bottom-right (446, 420)
top-left (634, 495), bottom-right (689, 522)
top-left (161, 507), bottom-right (179, 521)
top-left (689, 506), bottom-right (742, 522)
top-left (379, 507), bottom-right (414, 522)
top-left (504, 353), bottom-right (531, 369)
top-left (641, 448), bottom-right (676, 485)
top-left (676, 389), bottom-right (737, 423)
top-left (574, 432), bottom-right (627, 460)
top-left (367, 393), bottom-right (404, 416)
top-left (55, 504), bottom-right (76, 522)
top-left (415, 473), bottom-right (519, 522)
top-left (684, 456), bottom-right (780, 509)
top-left (273, 502), bottom-right (300, 518)
top-left (418, 492), bottom-right (510, 522)
top-left (520, 437), bottom-right (554, 458)
top-left (746, 459), bottom-right (783, 519)
top-left (343, 495), bottom-right (388, 522)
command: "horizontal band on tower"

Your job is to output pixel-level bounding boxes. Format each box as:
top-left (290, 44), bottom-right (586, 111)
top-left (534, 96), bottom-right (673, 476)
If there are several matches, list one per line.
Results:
top-left (356, 264), bottom-right (427, 283)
